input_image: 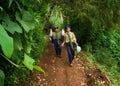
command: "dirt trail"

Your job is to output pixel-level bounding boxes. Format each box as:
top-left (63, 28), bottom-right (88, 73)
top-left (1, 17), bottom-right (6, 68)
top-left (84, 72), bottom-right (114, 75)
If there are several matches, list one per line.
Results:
top-left (32, 41), bottom-right (88, 86)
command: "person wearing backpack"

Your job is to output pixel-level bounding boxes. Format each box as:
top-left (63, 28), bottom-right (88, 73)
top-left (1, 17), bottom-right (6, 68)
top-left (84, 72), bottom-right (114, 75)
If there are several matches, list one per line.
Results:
top-left (61, 25), bottom-right (78, 66)
top-left (52, 26), bottom-right (62, 58)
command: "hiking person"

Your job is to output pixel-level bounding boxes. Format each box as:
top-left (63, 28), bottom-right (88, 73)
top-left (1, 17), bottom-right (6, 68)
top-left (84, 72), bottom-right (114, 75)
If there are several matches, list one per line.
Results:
top-left (52, 26), bottom-right (62, 57)
top-left (61, 25), bottom-right (78, 66)
top-left (49, 26), bottom-right (55, 43)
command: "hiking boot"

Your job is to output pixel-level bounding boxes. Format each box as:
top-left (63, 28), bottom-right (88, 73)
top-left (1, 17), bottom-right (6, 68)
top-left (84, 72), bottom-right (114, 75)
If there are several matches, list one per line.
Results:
top-left (69, 63), bottom-right (73, 67)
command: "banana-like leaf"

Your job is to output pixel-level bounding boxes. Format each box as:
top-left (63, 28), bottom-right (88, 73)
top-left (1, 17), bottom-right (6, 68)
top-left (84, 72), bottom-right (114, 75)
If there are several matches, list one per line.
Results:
top-left (0, 69), bottom-right (5, 86)
top-left (23, 54), bottom-right (35, 70)
top-left (2, 20), bottom-right (22, 34)
top-left (0, 12), bottom-right (22, 34)
top-left (23, 54), bottom-right (45, 73)
top-left (0, 25), bottom-right (14, 58)
top-left (15, 11), bottom-right (35, 32)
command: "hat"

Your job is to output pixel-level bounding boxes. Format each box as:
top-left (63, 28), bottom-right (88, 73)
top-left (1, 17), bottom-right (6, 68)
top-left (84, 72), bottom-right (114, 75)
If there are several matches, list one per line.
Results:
top-left (65, 25), bottom-right (71, 30)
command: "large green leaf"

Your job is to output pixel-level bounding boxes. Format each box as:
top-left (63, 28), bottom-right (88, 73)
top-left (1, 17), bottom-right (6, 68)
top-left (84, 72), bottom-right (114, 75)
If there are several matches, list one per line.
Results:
top-left (0, 70), bottom-right (5, 86)
top-left (15, 11), bottom-right (35, 32)
top-left (23, 54), bottom-right (35, 70)
top-left (23, 54), bottom-right (45, 72)
top-left (0, 25), bottom-right (14, 58)
top-left (2, 20), bottom-right (22, 34)
top-left (0, 12), bottom-right (22, 34)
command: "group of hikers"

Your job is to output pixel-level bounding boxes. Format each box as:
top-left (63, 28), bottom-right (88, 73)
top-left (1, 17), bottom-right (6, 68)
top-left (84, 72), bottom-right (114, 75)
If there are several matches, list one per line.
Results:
top-left (49, 25), bottom-right (78, 67)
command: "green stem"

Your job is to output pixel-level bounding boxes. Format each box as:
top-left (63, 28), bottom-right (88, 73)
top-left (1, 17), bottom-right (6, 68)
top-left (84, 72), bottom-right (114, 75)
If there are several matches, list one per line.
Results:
top-left (0, 53), bottom-right (19, 68)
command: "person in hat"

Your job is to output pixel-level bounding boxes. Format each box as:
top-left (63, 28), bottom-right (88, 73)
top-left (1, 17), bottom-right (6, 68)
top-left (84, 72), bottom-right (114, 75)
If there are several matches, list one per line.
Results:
top-left (52, 27), bottom-right (62, 57)
top-left (61, 25), bottom-right (78, 66)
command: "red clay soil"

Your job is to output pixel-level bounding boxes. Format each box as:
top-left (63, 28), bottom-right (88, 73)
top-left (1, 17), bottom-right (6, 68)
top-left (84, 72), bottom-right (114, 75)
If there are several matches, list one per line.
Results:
top-left (32, 41), bottom-right (87, 86)
top-left (31, 40), bottom-right (110, 86)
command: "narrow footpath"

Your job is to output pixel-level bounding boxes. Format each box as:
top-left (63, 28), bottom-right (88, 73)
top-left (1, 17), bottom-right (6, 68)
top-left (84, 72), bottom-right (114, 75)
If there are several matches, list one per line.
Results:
top-left (32, 41), bottom-right (87, 86)
top-left (31, 41), bottom-right (110, 86)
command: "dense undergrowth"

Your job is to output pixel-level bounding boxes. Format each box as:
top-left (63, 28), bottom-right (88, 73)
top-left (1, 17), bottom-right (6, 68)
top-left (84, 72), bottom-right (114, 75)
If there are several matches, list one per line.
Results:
top-left (0, 0), bottom-right (48, 85)
top-left (83, 29), bottom-right (120, 86)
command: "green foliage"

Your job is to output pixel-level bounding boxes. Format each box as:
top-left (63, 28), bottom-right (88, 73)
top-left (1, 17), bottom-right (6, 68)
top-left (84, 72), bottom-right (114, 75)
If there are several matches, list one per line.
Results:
top-left (4, 64), bottom-right (30, 86)
top-left (31, 12), bottom-right (47, 59)
top-left (0, 0), bottom-right (47, 85)
top-left (49, 6), bottom-right (64, 28)
top-left (23, 54), bottom-right (35, 70)
top-left (15, 11), bottom-right (35, 32)
top-left (23, 53), bottom-right (45, 72)
top-left (1, 12), bottom-right (22, 34)
top-left (83, 27), bottom-right (120, 85)
top-left (0, 69), bottom-right (5, 86)
top-left (0, 6), bottom-right (3, 11)
top-left (0, 25), bottom-right (13, 58)
top-left (8, 0), bottom-right (14, 8)
top-left (1, 0), bottom-right (120, 85)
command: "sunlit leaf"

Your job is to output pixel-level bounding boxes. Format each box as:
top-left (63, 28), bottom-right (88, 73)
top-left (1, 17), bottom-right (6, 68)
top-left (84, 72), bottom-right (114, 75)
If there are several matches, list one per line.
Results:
top-left (23, 54), bottom-right (35, 70)
top-left (0, 24), bottom-right (13, 58)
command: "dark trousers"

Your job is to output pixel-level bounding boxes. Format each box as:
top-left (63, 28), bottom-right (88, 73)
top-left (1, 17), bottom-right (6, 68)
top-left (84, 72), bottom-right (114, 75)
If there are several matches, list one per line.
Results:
top-left (66, 42), bottom-right (75, 64)
top-left (54, 39), bottom-right (61, 56)
top-left (50, 36), bottom-right (54, 43)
